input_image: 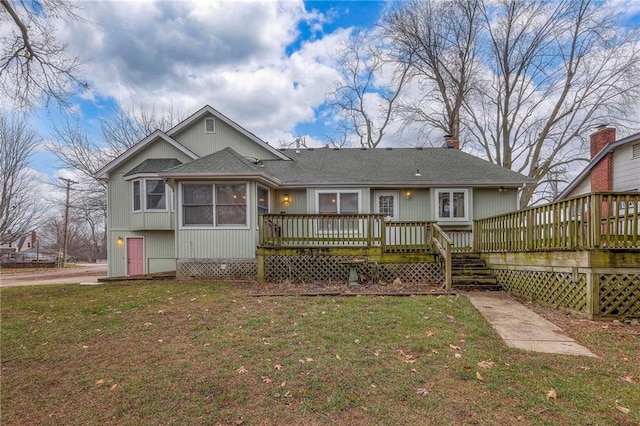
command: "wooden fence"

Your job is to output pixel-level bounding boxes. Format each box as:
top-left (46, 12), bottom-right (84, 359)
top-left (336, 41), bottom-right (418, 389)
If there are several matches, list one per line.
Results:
top-left (474, 192), bottom-right (640, 252)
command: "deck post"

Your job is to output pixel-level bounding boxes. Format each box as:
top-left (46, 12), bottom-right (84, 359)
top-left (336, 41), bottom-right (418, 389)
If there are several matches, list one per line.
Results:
top-left (585, 269), bottom-right (599, 320)
top-left (257, 253), bottom-right (265, 282)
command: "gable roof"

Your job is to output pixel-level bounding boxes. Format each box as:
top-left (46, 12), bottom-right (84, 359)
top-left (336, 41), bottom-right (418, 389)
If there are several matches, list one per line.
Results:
top-left (167, 105), bottom-right (291, 161)
top-left (556, 132), bottom-right (640, 200)
top-left (124, 158), bottom-right (183, 177)
top-left (95, 130), bottom-right (198, 179)
top-left (159, 147), bottom-right (283, 186)
top-left (261, 147), bottom-right (534, 187)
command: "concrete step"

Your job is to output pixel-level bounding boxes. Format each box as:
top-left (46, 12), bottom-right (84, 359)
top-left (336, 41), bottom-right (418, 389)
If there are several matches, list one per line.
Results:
top-left (452, 275), bottom-right (498, 285)
top-left (452, 268), bottom-right (494, 276)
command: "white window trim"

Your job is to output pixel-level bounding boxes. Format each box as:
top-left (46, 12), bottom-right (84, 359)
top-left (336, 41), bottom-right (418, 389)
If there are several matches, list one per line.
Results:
top-left (179, 182), bottom-right (250, 229)
top-left (315, 189), bottom-right (362, 235)
top-left (204, 117), bottom-right (216, 134)
top-left (435, 188), bottom-right (469, 222)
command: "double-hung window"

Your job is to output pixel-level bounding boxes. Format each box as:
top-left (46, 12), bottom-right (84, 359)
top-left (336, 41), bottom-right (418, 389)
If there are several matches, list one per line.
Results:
top-left (182, 183), bottom-right (248, 227)
top-left (317, 191), bottom-right (360, 233)
top-left (146, 179), bottom-right (166, 210)
top-left (132, 180), bottom-right (141, 212)
top-left (257, 187), bottom-right (269, 215)
top-left (436, 189), bottom-right (468, 221)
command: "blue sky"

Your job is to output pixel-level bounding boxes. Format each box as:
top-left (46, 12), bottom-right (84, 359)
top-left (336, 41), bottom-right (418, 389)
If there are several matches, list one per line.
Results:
top-left (26, 0), bottom-right (390, 183)
top-left (20, 0), bottom-right (640, 188)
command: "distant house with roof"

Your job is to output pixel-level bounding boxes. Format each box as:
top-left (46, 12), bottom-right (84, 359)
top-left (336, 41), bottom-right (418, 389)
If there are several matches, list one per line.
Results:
top-left (96, 105), bottom-right (533, 279)
top-left (557, 126), bottom-right (640, 200)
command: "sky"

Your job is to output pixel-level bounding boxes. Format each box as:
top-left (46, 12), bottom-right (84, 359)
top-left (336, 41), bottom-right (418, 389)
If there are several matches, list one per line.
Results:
top-left (15, 0), bottom-right (640, 191)
top-left (27, 0), bottom-right (392, 184)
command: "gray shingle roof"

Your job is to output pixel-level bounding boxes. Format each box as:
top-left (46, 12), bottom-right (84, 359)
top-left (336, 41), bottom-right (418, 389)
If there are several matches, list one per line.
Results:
top-left (262, 147), bottom-right (533, 187)
top-left (162, 147), bottom-right (263, 175)
top-left (158, 146), bottom-right (534, 187)
top-left (124, 158), bottom-right (183, 176)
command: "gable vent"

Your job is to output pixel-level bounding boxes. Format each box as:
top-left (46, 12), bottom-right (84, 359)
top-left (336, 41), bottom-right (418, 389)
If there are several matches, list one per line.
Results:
top-left (204, 117), bottom-right (215, 133)
top-left (633, 143), bottom-right (640, 159)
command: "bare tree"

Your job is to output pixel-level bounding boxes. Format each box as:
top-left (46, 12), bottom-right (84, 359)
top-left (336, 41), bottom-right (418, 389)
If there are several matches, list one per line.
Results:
top-left (0, 113), bottom-right (43, 243)
top-left (48, 103), bottom-right (187, 243)
top-left (383, 0), bottom-right (482, 141)
top-left (0, 0), bottom-right (88, 109)
top-left (381, 0), bottom-right (640, 207)
top-left (469, 0), bottom-right (640, 207)
top-left (327, 29), bottom-right (411, 148)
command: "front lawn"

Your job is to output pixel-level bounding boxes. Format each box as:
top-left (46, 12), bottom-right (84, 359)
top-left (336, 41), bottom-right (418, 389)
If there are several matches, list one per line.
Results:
top-left (1, 281), bottom-right (638, 425)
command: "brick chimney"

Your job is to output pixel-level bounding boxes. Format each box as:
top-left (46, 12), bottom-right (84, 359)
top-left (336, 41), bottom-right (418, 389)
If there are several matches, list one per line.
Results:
top-left (443, 134), bottom-right (459, 149)
top-left (590, 126), bottom-right (616, 192)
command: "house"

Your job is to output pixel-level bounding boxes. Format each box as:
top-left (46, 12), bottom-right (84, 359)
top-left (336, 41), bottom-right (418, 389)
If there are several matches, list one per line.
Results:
top-left (96, 105), bottom-right (533, 279)
top-left (0, 231), bottom-right (37, 262)
top-left (556, 126), bottom-right (640, 200)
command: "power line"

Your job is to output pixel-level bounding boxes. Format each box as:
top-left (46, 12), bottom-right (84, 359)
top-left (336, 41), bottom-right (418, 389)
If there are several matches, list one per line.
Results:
top-left (59, 177), bottom-right (77, 268)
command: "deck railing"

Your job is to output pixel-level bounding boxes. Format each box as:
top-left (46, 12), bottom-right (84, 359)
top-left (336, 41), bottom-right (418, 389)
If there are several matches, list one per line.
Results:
top-left (474, 192), bottom-right (640, 252)
top-left (258, 214), bottom-right (434, 253)
top-left (432, 224), bottom-right (452, 291)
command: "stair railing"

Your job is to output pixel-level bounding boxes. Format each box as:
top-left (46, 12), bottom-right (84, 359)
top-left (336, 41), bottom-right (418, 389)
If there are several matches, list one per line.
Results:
top-left (432, 224), bottom-right (452, 291)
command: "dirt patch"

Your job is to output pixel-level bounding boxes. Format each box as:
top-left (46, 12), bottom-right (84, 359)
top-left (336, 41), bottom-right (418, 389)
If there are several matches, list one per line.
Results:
top-left (249, 280), bottom-right (449, 296)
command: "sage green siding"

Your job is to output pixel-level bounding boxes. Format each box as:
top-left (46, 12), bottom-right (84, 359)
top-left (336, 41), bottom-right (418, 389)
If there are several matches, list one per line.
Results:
top-left (107, 231), bottom-right (175, 277)
top-left (171, 114), bottom-right (281, 160)
top-left (274, 189), bottom-right (307, 213)
top-left (174, 181), bottom-right (260, 259)
top-left (473, 188), bottom-right (519, 219)
top-left (396, 189), bottom-right (432, 221)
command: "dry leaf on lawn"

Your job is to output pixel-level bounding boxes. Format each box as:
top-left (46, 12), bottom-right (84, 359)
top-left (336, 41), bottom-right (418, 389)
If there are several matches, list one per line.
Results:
top-left (261, 376), bottom-right (273, 384)
top-left (335, 353), bottom-right (341, 360)
top-left (477, 360), bottom-right (495, 369)
top-left (237, 366), bottom-right (248, 374)
top-left (426, 331), bottom-right (435, 337)
top-left (416, 388), bottom-right (429, 396)
top-left (546, 389), bottom-right (558, 400)
top-left (109, 384), bottom-right (118, 391)
top-left (274, 364), bottom-right (283, 370)
top-left (449, 344), bottom-right (461, 351)
top-left (615, 404), bottom-right (630, 414)
top-left (476, 371), bottom-right (484, 381)
top-left (623, 376), bottom-right (633, 383)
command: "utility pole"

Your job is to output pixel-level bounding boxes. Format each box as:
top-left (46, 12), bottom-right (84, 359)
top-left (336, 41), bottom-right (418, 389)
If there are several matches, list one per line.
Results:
top-left (59, 177), bottom-right (77, 268)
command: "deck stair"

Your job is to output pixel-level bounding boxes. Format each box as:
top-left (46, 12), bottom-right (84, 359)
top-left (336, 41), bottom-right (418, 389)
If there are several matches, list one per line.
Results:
top-left (450, 253), bottom-right (500, 291)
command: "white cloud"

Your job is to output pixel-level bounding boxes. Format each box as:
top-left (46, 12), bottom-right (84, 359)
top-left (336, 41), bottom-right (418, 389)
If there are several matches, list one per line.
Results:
top-left (53, 0), bottom-right (353, 144)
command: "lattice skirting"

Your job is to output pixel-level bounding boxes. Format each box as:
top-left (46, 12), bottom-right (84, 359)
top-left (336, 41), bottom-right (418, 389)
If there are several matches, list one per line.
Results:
top-left (598, 273), bottom-right (640, 317)
top-left (494, 268), bottom-right (588, 314)
top-left (178, 259), bottom-right (257, 279)
top-left (264, 255), bottom-right (443, 284)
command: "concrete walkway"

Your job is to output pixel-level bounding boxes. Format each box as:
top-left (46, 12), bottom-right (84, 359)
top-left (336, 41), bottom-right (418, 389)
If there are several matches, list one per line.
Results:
top-left (467, 291), bottom-right (598, 357)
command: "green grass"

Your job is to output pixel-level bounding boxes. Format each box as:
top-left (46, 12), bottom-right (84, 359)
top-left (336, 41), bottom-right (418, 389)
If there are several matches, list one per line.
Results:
top-left (1, 281), bottom-right (638, 425)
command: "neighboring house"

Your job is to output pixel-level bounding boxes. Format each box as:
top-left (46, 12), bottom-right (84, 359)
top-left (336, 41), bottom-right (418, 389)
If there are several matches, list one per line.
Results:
top-left (557, 126), bottom-right (640, 200)
top-left (96, 105), bottom-right (533, 278)
top-left (0, 231), bottom-right (37, 262)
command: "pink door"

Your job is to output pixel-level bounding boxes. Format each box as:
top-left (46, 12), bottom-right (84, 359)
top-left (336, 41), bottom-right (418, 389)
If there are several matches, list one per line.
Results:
top-left (127, 238), bottom-right (144, 276)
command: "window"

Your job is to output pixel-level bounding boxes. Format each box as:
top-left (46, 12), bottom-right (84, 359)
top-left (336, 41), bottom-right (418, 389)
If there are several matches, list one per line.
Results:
top-left (133, 180), bottom-right (141, 211)
top-left (257, 187), bottom-right (269, 215)
top-left (146, 179), bottom-right (166, 210)
top-left (182, 183), bottom-right (248, 227)
top-left (378, 195), bottom-right (394, 218)
top-left (436, 189), bottom-right (468, 221)
top-left (633, 143), bottom-right (640, 159)
top-left (205, 117), bottom-right (215, 133)
top-left (317, 191), bottom-right (360, 232)
top-left (216, 184), bottom-right (247, 225)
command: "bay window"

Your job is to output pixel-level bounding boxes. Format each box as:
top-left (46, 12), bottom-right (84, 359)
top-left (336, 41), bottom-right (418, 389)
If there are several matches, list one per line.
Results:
top-left (132, 180), bottom-right (141, 212)
top-left (182, 183), bottom-right (248, 227)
